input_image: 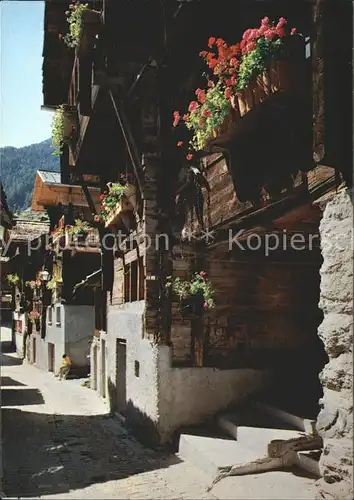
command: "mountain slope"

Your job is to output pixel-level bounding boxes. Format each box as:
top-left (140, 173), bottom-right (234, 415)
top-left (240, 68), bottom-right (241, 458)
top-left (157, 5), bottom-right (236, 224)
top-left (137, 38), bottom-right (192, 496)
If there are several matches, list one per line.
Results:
top-left (0, 139), bottom-right (60, 211)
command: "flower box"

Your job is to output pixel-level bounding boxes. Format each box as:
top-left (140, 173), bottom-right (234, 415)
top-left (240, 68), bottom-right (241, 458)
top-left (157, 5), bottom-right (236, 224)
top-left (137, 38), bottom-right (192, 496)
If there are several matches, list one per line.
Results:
top-left (77, 9), bottom-right (101, 55)
top-left (104, 196), bottom-right (134, 228)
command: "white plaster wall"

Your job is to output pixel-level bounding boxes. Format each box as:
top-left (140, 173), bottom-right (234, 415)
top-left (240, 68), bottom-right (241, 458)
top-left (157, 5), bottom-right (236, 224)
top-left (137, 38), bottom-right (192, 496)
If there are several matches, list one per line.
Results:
top-left (107, 302), bottom-right (269, 444)
top-left (64, 305), bottom-right (94, 368)
top-left (106, 302), bottom-right (159, 423)
top-left (13, 312), bottom-right (26, 358)
top-left (46, 304), bottom-right (66, 373)
top-left (31, 334), bottom-right (50, 371)
top-left (157, 346), bottom-right (269, 442)
top-left (89, 337), bottom-right (100, 391)
top-left (44, 304), bottom-right (94, 373)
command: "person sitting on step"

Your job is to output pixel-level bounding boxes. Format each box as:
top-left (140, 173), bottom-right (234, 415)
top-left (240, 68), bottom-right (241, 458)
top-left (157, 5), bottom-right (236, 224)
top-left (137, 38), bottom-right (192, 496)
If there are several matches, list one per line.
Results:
top-left (56, 354), bottom-right (72, 380)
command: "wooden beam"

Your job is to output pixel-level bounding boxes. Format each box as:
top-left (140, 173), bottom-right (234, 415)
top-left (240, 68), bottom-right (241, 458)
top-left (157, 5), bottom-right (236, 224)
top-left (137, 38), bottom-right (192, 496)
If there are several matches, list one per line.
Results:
top-left (109, 89), bottom-right (145, 198)
top-left (76, 172), bottom-right (97, 215)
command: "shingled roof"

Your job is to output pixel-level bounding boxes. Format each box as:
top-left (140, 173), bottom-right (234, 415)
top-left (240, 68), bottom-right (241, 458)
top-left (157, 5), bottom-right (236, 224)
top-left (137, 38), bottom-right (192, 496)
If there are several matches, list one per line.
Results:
top-left (9, 218), bottom-right (49, 243)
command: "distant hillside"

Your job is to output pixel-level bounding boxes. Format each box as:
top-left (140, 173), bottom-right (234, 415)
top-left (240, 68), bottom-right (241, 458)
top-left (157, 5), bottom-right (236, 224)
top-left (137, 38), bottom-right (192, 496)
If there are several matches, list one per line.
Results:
top-left (0, 139), bottom-right (60, 211)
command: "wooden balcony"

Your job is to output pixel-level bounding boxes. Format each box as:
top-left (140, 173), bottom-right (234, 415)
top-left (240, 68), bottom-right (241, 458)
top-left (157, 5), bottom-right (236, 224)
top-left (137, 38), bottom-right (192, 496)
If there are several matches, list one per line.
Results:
top-left (52, 225), bottom-right (100, 254)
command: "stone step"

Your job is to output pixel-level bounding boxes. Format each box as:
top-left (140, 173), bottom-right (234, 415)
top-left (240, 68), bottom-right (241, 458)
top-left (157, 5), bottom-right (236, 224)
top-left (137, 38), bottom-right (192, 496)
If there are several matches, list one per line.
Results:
top-left (178, 433), bottom-right (263, 478)
top-left (217, 414), bottom-right (303, 455)
top-left (297, 451), bottom-right (321, 478)
top-left (252, 401), bottom-right (317, 435)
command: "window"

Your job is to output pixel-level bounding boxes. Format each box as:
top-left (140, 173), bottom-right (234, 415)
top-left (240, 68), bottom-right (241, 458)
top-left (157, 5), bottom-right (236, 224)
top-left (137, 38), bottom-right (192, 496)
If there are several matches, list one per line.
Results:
top-left (56, 306), bottom-right (61, 326)
top-left (124, 257), bottom-right (145, 303)
top-left (134, 360), bottom-right (140, 378)
top-left (48, 306), bottom-right (53, 325)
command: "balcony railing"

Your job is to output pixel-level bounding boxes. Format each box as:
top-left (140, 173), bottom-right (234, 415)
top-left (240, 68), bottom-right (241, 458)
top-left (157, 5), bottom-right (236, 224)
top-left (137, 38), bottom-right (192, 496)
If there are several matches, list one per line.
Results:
top-left (52, 225), bottom-right (100, 253)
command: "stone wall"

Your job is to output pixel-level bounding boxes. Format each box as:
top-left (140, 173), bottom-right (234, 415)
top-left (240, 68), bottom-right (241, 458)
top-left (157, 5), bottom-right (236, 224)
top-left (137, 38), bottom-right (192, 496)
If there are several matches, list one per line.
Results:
top-left (316, 189), bottom-right (353, 500)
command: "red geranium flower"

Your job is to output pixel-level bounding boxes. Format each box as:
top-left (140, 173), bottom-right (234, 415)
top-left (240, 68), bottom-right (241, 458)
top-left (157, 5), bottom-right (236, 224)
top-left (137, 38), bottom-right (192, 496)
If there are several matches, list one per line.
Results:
top-left (276, 26), bottom-right (286, 37)
top-left (264, 29), bottom-right (276, 40)
top-left (173, 111), bottom-right (181, 127)
top-left (177, 141), bottom-right (183, 147)
top-left (188, 101), bottom-right (199, 113)
top-left (99, 194), bottom-right (105, 201)
top-left (290, 28), bottom-right (297, 35)
top-left (58, 33), bottom-right (63, 39)
top-left (186, 153), bottom-right (193, 161)
top-left (203, 301), bottom-right (209, 309)
top-left (200, 271), bottom-right (207, 276)
top-left (183, 114), bottom-right (189, 121)
top-left (224, 88), bottom-right (232, 99)
top-left (208, 37), bottom-right (216, 48)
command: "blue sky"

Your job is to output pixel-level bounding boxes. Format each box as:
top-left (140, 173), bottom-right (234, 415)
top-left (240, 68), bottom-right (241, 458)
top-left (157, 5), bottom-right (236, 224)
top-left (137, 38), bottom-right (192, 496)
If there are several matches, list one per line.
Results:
top-left (0, 1), bottom-right (53, 147)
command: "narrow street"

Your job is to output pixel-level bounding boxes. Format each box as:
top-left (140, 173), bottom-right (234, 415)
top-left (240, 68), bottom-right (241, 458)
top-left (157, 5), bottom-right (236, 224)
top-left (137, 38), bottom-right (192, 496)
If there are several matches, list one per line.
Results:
top-left (0, 335), bottom-right (215, 500)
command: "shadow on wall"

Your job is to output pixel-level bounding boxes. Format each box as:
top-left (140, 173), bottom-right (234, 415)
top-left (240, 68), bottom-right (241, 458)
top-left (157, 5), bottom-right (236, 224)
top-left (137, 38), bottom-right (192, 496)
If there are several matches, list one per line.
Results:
top-left (124, 399), bottom-right (161, 449)
top-left (1, 406), bottom-right (181, 498)
top-left (106, 378), bottom-right (161, 449)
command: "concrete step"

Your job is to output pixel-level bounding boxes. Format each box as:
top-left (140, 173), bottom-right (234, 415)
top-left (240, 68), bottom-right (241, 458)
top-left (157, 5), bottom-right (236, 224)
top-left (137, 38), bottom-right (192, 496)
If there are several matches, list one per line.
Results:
top-left (178, 433), bottom-right (263, 478)
top-left (297, 451), bottom-right (321, 478)
top-left (218, 414), bottom-right (303, 455)
top-left (252, 401), bottom-right (317, 435)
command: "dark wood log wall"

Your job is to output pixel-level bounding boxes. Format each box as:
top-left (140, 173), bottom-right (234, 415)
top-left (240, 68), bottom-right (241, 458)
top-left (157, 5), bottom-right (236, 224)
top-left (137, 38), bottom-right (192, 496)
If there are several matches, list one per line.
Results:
top-left (204, 246), bottom-right (323, 368)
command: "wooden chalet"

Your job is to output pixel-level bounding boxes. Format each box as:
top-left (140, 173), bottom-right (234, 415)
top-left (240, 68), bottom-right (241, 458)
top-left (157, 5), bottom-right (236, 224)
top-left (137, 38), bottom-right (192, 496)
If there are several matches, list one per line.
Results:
top-left (0, 184), bottom-right (15, 321)
top-left (27, 169), bottom-right (101, 375)
top-left (4, 214), bottom-right (49, 358)
top-left (41, 4), bottom-right (352, 491)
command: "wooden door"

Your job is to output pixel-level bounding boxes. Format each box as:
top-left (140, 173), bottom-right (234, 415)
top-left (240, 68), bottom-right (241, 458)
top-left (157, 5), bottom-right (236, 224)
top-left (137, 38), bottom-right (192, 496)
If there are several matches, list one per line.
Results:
top-left (48, 343), bottom-right (55, 372)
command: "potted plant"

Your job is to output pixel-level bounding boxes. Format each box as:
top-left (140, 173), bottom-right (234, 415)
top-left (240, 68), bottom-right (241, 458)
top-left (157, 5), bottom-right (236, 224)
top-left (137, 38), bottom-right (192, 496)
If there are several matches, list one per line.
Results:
top-left (167, 271), bottom-right (215, 318)
top-left (67, 218), bottom-right (91, 242)
top-left (51, 104), bottom-right (77, 156)
top-left (25, 280), bottom-right (41, 290)
top-left (94, 182), bottom-right (135, 227)
top-left (46, 278), bottom-right (62, 290)
top-left (6, 274), bottom-right (19, 287)
top-left (28, 310), bottom-right (41, 331)
top-left (60, 1), bottom-right (101, 54)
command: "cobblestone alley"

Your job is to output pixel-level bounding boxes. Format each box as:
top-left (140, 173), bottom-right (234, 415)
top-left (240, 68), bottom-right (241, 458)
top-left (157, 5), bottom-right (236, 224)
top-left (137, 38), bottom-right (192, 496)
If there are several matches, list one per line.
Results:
top-left (1, 331), bottom-right (318, 500)
top-left (0, 340), bottom-right (215, 500)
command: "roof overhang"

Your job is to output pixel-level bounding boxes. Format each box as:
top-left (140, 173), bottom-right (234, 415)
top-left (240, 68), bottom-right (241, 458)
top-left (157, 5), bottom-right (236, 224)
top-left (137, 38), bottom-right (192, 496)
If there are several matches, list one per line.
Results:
top-left (31, 171), bottom-right (101, 211)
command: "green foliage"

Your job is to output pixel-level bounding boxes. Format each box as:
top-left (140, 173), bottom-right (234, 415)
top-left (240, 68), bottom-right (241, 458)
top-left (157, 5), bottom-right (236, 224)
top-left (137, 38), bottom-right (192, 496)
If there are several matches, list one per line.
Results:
top-left (184, 83), bottom-right (232, 151)
top-left (25, 280), bottom-right (41, 290)
top-left (6, 274), bottom-right (19, 286)
top-left (46, 277), bottom-right (62, 290)
top-left (95, 183), bottom-right (127, 222)
top-left (63, 2), bottom-right (89, 48)
top-left (236, 37), bottom-right (282, 90)
top-left (166, 271), bottom-right (215, 309)
top-left (51, 105), bottom-right (68, 156)
top-left (68, 219), bottom-right (92, 235)
top-left (0, 139), bottom-right (60, 212)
